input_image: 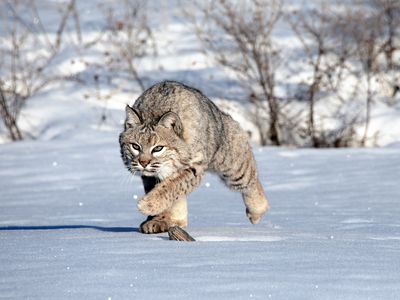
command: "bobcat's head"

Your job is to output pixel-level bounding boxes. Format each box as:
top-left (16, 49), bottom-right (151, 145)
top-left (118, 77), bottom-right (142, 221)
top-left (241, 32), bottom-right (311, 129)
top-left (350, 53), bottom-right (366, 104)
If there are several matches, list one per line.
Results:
top-left (119, 105), bottom-right (191, 180)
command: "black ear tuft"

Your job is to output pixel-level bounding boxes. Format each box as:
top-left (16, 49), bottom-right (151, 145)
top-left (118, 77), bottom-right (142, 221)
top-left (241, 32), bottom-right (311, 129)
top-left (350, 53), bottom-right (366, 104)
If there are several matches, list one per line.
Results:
top-left (157, 111), bottom-right (183, 136)
top-left (125, 105), bottom-right (142, 129)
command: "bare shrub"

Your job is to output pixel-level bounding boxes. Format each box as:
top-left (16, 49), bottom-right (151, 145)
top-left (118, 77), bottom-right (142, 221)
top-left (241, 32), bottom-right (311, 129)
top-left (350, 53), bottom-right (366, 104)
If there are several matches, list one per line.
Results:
top-left (368, 0), bottom-right (400, 105)
top-left (0, 0), bottom-right (79, 141)
top-left (79, 1), bottom-right (156, 126)
top-left (369, 0), bottom-right (400, 70)
top-left (189, 0), bottom-right (399, 147)
top-left (348, 13), bottom-right (381, 145)
top-left (333, 1), bottom-right (399, 146)
top-left (100, 0), bottom-right (156, 92)
top-left (186, 0), bottom-right (284, 146)
top-left (288, 6), bottom-right (360, 147)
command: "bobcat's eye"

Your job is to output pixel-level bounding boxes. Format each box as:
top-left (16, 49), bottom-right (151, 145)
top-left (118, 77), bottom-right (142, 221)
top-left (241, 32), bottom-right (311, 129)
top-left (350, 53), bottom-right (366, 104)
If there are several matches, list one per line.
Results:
top-left (152, 146), bottom-right (164, 153)
top-left (131, 143), bottom-right (141, 151)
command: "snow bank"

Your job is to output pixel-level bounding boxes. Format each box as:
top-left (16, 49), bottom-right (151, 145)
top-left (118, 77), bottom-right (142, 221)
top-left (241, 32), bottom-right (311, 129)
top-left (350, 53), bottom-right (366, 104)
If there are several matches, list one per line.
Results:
top-left (1, 133), bottom-right (399, 299)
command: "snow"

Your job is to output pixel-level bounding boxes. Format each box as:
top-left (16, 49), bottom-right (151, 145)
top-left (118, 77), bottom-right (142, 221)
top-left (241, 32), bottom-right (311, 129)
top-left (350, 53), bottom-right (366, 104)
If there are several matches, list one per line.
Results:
top-left (1, 133), bottom-right (400, 299)
top-left (1, 1), bottom-right (400, 145)
top-left (1, 1), bottom-right (400, 299)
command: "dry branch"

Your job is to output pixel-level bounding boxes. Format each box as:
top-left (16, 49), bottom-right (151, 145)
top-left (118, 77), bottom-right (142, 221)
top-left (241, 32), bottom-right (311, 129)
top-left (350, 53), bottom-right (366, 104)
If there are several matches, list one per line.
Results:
top-left (168, 226), bottom-right (196, 242)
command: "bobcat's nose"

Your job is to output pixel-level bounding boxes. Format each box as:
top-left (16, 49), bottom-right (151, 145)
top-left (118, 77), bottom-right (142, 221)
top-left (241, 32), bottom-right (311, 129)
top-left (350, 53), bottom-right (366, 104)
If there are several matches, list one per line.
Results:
top-left (139, 159), bottom-right (151, 168)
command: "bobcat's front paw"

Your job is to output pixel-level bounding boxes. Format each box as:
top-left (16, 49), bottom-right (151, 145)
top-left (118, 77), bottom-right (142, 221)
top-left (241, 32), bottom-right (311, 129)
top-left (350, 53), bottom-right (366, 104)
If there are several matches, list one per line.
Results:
top-left (140, 219), bottom-right (170, 234)
top-left (137, 197), bottom-right (157, 216)
top-left (137, 193), bottom-right (166, 216)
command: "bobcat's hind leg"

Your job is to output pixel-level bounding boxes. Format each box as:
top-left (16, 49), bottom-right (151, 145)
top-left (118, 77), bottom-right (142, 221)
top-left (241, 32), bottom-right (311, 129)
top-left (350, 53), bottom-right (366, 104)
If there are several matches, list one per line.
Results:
top-left (242, 180), bottom-right (269, 224)
top-left (217, 146), bottom-right (269, 224)
top-left (139, 176), bottom-right (189, 234)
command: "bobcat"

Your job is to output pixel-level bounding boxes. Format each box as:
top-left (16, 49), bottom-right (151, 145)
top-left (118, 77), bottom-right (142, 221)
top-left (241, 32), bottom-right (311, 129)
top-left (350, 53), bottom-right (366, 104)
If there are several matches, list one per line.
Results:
top-left (119, 81), bottom-right (269, 234)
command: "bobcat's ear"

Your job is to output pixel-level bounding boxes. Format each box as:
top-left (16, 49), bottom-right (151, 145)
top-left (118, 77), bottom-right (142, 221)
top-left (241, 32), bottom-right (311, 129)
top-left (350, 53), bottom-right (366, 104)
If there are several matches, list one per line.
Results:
top-left (125, 105), bottom-right (142, 129)
top-left (157, 111), bottom-right (183, 136)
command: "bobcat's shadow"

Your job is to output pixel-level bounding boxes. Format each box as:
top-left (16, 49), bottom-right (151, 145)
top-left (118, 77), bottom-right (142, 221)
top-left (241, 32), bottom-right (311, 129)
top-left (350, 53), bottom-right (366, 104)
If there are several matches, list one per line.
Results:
top-left (0, 225), bottom-right (140, 233)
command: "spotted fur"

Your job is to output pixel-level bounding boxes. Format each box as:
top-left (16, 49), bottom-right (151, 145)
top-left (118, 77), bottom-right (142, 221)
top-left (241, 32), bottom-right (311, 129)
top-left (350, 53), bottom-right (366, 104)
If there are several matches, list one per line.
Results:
top-left (119, 81), bottom-right (269, 233)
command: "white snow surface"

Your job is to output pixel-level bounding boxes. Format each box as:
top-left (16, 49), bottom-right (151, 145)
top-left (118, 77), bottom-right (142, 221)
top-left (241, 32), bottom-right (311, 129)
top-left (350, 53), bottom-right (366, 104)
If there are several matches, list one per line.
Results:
top-left (1, 0), bottom-right (400, 146)
top-left (1, 1), bottom-right (400, 299)
top-left (1, 131), bottom-right (400, 299)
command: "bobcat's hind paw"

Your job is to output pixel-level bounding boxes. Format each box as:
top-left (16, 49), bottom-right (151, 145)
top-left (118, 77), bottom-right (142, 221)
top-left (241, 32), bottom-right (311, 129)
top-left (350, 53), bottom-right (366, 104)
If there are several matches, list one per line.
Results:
top-left (247, 212), bottom-right (263, 224)
top-left (246, 207), bottom-right (268, 225)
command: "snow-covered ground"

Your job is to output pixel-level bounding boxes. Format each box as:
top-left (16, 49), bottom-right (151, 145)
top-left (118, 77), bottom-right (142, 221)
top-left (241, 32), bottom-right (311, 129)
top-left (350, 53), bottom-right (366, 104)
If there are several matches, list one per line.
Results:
top-left (1, 1), bottom-right (400, 299)
top-left (1, 0), bottom-right (400, 146)
top-left (1, 131), bottom-right (399, 299)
